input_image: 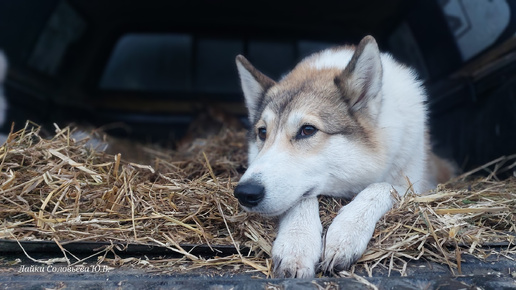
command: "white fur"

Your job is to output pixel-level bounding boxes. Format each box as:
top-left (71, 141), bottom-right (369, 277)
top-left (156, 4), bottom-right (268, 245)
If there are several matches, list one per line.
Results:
top-left (272, 197), bottom-right (322, 278)
top-left (236, 61), bottom-right (266, 122)
top-left (235, 36), bottom-right (434, 278)
top-left (309, 47), bottom-right (428, 193)
top-left (320, 183), bottom-right (398, 272)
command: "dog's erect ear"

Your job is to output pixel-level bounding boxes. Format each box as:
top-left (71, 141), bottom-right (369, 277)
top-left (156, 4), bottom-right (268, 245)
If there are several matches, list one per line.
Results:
top-left (0, 51), bottom-right (7, 83)
top-left (336, 36), bottom-right (383, 114)
top-left (236, 55), bottom-right (276, 122)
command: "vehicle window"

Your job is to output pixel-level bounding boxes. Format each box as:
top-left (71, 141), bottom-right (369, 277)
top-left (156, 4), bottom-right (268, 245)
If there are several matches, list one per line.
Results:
top-left (99, 33), bottom-right (192, 92)
top-left (99, 34), bottom-right (336, 95)
top-left (194, 38), bottom-right (243, 93)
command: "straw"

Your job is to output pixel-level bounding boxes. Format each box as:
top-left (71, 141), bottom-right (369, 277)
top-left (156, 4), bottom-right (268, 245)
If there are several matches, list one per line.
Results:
top-left (0, 121), bottom-right (514, 277)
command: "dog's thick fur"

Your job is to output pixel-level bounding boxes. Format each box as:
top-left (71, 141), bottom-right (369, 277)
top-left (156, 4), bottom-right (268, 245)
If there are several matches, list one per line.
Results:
top-left (234, 36), bottom-right (453, 278)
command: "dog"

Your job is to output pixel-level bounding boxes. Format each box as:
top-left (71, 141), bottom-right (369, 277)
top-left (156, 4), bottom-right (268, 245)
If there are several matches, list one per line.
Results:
top-left (233, 35), bottom-right (454, 278)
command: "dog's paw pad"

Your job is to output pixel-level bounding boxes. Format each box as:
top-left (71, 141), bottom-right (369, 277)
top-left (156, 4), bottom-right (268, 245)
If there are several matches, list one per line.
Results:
top-left (272, 236), bottom-right (321, 278)
top-left (272, 251), bottom-right (319, 278)
top-left (320, 218), bottom-right (373, 274)
top-left (273, 256), bottom-right (316, 278)
top-left (320, 247), bottom-right (362, 274)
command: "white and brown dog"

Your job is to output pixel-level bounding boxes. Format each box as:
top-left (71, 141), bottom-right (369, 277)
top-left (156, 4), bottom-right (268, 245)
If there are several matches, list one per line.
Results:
top-left (234, 36), bottom-right (453, 278)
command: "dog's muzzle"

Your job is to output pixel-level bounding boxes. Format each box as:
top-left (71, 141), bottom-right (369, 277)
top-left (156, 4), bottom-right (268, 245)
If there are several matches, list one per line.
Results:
top-left (233, 182), bottom-right (265, 208)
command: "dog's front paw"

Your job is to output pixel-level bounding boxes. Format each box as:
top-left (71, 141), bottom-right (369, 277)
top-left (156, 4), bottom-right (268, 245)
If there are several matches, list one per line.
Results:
top-left (272, 231), bottom-right (321, 278)
top-left (320, 212), bottom-right (375, 274)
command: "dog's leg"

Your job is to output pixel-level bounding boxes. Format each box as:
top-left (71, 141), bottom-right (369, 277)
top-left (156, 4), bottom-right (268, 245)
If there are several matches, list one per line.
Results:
top-left (320, 182), bottom-right (397, 274)
top-left (272, 197), bottom-right (322, 278)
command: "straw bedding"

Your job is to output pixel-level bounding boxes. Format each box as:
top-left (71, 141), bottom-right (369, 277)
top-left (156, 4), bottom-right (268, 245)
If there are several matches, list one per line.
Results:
top-left (0, 122), bottom-right (514, 277)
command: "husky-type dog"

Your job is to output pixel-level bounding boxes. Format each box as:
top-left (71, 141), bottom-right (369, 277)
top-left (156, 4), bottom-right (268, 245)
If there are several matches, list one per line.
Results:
top-left (233, 35), bottom-right (453, 278)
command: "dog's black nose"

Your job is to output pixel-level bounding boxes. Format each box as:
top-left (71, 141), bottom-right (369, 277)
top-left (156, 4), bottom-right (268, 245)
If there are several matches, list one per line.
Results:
top-left (233, 182), bottom-right (265, 208)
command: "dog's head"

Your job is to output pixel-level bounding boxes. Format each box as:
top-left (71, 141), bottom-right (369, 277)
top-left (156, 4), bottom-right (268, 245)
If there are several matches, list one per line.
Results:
top-left (233, 36), bottom-right (385, 216)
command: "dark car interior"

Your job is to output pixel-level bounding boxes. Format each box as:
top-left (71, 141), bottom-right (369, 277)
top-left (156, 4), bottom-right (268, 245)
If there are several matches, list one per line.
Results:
top-left (1, 0), bottom-right (516, 172)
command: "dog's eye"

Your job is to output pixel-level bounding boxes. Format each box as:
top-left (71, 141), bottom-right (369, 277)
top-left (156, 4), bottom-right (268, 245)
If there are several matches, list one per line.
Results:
top-left (257, 127), bottom-right (267, 141)
top-left (298, 125), bottom-right (318, 138)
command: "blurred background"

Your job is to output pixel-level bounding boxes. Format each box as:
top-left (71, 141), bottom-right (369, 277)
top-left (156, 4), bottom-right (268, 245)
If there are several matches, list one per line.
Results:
top-left (0, 0), bottom-right (515, 173)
